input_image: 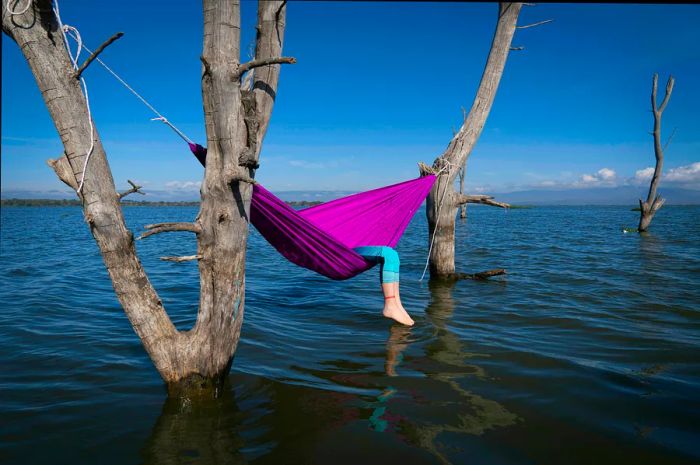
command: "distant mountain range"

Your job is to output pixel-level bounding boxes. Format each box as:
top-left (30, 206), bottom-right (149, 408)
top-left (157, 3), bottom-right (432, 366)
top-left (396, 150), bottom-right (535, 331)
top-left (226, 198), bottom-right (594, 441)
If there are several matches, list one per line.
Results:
top-left (2, 185), bottom-right (699, 205)
top-left (493, 186), bottom-right (700, 205)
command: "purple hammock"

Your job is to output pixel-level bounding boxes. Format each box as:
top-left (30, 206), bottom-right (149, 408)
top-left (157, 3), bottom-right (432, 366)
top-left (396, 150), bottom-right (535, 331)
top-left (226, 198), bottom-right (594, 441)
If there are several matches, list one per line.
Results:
top-left (189, 143), bottom-right (436, 280)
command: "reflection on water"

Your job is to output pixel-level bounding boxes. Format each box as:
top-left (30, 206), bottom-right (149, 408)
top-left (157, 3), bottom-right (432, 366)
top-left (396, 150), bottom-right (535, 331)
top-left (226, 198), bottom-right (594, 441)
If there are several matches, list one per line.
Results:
top-left (388, 280), bottom-right (519, 464)
top-left (141, 390), bottom-right (246, 465)
top-left (138, 281), bottom-right (518, 465)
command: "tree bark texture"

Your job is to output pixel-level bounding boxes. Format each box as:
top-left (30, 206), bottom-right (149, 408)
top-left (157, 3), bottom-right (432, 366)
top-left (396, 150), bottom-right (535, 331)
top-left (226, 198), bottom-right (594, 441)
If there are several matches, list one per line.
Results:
top-left (458, 165), bottom-right (467, 219)
top-left (638, 73), bottom-right (674, 232)
top-left (424, 2), bottom-right (521, 277)
top-left (3, 0), bottom-right (290, 395)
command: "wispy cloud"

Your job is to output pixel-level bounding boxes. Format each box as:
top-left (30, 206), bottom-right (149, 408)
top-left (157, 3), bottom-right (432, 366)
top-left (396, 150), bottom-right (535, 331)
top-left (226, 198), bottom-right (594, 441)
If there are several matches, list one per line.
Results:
top-left (665, 162), bottom-right (700, 184)
top-left (164, 180), bottom-right (201, 190)
top-left (629, 162), bottom-right (700, 188)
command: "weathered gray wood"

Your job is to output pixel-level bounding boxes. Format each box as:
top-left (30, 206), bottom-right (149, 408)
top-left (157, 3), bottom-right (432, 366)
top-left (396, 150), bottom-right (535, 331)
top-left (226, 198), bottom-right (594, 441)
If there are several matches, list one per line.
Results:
top-left (47, 154), bottom-right (78, 190)
top-left (251, 0), bottom-right (289, 152)
top-left (638, 73), bottom-right (674, 232)
top-left (424, 2), bottom-right (521, 277)
top-left (3, 0), bottom-right (291, 395)
top-left (138, 222), bottom-right (201, 240)
top-left (160, 255), bottom-right (202, 263)
top-left (3, 0), bottom-right (181, 382)
top-left (73, 31), bottom-right (123, 79)
top-left (118, 179), bottom-right (144, 199)
top-left (455, 193), bottom-right (510, 209)
top-left (458, 165), bottom-right (467, 219)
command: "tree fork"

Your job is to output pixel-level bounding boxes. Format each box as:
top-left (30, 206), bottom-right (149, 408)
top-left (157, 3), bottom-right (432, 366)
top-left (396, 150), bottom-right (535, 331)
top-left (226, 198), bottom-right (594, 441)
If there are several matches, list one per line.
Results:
top-left (638, 73), bottom-right (674, 232)
top-left (3, 0), bottom-right (291, 395)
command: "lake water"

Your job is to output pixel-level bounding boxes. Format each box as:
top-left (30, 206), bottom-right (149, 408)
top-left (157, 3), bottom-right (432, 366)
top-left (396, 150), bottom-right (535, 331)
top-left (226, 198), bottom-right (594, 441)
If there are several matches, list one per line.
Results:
top-left (1, 204), bottom-right (699, 464)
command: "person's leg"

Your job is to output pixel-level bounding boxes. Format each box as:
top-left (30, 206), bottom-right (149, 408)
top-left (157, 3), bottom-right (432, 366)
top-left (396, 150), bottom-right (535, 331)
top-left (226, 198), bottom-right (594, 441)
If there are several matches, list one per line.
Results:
top-left (353, 246), bottom-right (414, 326)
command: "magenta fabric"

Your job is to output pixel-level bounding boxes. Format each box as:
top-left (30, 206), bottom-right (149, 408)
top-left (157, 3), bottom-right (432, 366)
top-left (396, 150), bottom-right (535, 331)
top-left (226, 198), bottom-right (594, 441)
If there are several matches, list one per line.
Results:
top-left (188, 143), bottom-right (436, 280)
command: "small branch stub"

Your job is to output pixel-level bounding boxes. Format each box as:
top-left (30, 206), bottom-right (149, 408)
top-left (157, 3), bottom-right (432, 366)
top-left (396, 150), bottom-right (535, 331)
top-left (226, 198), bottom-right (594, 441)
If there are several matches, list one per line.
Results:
top-left (74, 32), bottom-right (124, 79)
top-left (225, 169), bottom-right (257, 185)
top-left (118, 180), bottom-right (145, 199)
top-left (47, 155), bottom-right (79, 190)
top-left (516, 19), bottom-right (553, 29)
top-left (138, 222), bottom-right (201, 240)
top-left (236, 56), bottom-right (296, 79)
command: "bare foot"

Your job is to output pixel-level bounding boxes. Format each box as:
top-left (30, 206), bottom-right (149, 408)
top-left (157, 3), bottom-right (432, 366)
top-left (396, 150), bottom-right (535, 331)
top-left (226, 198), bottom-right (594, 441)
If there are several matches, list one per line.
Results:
top-left (383, 303), bottom-right (415, 326)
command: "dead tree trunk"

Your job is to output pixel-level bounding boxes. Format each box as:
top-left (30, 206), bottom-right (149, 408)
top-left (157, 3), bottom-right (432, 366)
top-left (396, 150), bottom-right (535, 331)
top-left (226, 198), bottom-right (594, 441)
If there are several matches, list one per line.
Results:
top-left (638, 73), bottom-right (674, 232)
top-left (3, 0), bottom-right (293, 396)
top-left (422, 2), bottom-right (521, 278)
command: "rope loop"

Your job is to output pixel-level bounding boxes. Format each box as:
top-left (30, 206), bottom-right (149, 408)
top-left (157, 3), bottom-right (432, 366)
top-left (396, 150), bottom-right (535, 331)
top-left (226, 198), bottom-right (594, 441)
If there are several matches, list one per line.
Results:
top-left (5, 0), bottom-right (32, 15)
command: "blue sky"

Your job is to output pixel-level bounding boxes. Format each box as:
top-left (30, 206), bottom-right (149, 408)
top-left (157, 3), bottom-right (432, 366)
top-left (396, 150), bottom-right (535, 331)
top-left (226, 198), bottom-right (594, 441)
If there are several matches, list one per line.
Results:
top-left (2, 1), bottom-right (699, 200)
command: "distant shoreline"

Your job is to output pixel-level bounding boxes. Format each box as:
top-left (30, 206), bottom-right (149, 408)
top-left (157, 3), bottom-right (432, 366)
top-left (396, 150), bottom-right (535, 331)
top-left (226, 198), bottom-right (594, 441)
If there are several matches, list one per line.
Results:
top-left (0, 198), bottom-right (323, 207)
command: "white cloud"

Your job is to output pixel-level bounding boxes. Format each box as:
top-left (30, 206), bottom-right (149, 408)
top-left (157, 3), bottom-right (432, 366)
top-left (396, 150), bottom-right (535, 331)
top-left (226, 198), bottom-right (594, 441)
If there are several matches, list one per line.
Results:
top-left (577, 168), bottom-right (617, 187)
top-left (165, 180), bottom-right (201, 190)
top-left (628, 162), bottom-right (700, 188)
top-left (634, 167), bottom-right (655, 182)
top-left (665, 162), bottom-right (700, 183)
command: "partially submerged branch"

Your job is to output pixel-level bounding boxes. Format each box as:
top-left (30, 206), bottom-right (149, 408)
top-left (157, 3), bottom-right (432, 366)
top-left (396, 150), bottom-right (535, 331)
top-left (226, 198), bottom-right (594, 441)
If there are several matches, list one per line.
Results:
top-left (455, 193), bottom-right (510, 209)
top-left (138, 222), bottom-right (201, 240)
top-left (160, 255), bottom-right (202, 263)
top-left (443, 269), bottom-right (507, 281)
top-left (118, 180), bottom-right (145, 199)
top-left (73, 32), bottom-right (124, 79)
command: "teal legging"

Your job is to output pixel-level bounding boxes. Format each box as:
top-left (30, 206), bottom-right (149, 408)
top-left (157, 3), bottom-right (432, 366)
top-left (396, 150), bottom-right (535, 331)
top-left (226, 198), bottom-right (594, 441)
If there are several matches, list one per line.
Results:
top-left (353, 246), bottom-right (400, 284)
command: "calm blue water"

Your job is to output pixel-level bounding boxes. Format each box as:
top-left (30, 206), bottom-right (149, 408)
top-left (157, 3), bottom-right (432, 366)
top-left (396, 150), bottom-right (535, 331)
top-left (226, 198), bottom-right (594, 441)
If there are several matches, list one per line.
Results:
top-left (1, 205), bottom-right (699, 464)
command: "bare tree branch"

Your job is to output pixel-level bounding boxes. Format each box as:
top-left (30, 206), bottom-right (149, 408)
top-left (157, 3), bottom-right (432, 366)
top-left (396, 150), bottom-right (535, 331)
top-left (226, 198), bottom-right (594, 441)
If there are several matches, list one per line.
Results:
top-left (663, 127), bottom-right (678, 151)
top-left (73, 32), bottom-right (124, 79)
top-left (639, 73), bottom-right (675, 232)
top-left (236, 56), bottom-right (296, 79)
top-left (160, 255), bottom-right (202, 263)
top-left (516, 19), bottom-right (553, 29)
top-left (658, 75), bottom-right (675, 114)
top-left (118, 180), bottom-right (145, 199)
top-left (138, 222), bottom-right (201, 240)
top-left (454, 193), bottom-right (510, 209)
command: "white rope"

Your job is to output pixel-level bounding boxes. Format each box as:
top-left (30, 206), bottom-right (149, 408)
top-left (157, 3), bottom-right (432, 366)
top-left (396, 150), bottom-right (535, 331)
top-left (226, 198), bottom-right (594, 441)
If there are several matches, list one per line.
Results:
top-left (51, 0), bottom-right (194, 193)
top-left (151, 117), bottom-right (194, 145)
top-left (419, 159), bottom-right (458, 281)
top-left (70, 38), bottom-right (194, 145)
top-left (53, 0), bottom-right (94, 194)
top-left (5, 0), bottom-right (32, 15)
